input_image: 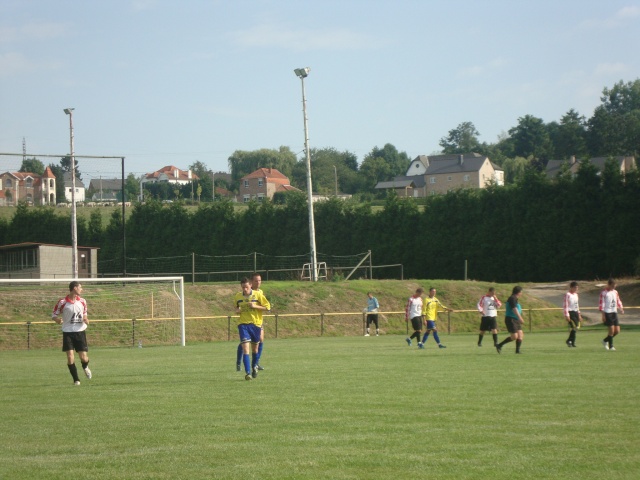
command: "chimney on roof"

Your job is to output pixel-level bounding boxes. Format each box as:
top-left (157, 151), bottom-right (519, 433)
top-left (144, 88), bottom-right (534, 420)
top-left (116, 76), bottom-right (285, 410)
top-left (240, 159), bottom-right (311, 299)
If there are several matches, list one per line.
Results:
top-left (188, 170), bottom-right (192, 179)
top-left (458, 154), bottom-right (464, 166)
top-left (268, 167), bottom-right (272, 174)
top-left (174, 169), bottom-right (178, 178)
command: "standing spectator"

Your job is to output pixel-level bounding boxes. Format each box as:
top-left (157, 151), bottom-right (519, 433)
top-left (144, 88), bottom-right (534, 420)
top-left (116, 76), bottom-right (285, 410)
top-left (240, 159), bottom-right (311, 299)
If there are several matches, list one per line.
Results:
top-left (563, 281), bottom-right (582, 348)
top-left (51, 281), bottom-right (92, 386)
top-left (421, 288), bottom-right (451, 349)
top-left (477, 287), bottom-right (502, 347)
top-left (600, 279), bottom-right (624, 351)
top-left (496, 286), bottom-right (525, 354)
top-left (234, 277), bottom-right (270, 380)
top-left (365, 292), bottom-right (380, 336)
top-left (405, 288), bottom-right (424, 347)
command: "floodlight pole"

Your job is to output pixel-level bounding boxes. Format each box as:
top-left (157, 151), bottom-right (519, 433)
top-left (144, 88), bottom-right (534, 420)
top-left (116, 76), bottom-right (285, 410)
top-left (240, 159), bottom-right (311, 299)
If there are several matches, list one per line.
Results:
top-left (64, 108), bottom-right (78, 279)
top-left (295, 67), bottom-right (318, 282)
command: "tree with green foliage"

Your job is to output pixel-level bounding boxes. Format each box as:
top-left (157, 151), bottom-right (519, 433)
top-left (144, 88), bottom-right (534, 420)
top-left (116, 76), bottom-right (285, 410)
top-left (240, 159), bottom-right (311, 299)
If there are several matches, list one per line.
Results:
top-left (550, 109), bottom-right (588, 159)
top-left (587, 79), bottom-right (640, 156)
top-left (19, 157), bottom-right (45, 175)
top-left (59, 156), bottom-right (82, 181)
top-left (508, 115), bottom-right (554, 165)
top-left (439, 121), bottom-right (481, 154)
top-left (227, 147), bottom-right (297, 190)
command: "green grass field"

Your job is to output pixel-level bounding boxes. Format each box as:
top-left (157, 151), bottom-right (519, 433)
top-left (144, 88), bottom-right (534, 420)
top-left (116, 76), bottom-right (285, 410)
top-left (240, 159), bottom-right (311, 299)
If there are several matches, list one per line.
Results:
top-left (1, 331), bottom-right (638, 480)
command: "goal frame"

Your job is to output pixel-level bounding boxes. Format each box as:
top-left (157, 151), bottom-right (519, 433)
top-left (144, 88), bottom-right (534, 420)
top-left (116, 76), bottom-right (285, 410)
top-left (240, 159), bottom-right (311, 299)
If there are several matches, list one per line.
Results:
top-left (0, 276), bottom-right (186, 346)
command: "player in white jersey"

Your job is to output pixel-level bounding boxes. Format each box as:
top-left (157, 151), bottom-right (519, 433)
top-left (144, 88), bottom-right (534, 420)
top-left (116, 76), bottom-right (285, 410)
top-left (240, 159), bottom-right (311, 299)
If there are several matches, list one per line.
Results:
top-left (476, 287), bottom-right (502, 347)
top-left (405, 288), bottom-right (425, 347)
top-left (563, 281), bottom-right (582, 348)
top-left (599, 278), bottom-right (624, 351)
top-left (51, 281), bottom-right (92, 385)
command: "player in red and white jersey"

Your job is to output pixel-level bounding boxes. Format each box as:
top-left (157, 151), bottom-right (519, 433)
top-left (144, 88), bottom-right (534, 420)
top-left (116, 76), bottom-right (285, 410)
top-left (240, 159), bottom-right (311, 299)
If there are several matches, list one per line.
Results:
top-left (563, 281), bottom-right (582, 348)
top-left (476, 287), bottom-right (502, 347)
top-left (404, 288), bottom-right (425, 347)
top-left (51, 281), bottom-right (92, 385)
top-left (599, 278), bottom-right (624, 351)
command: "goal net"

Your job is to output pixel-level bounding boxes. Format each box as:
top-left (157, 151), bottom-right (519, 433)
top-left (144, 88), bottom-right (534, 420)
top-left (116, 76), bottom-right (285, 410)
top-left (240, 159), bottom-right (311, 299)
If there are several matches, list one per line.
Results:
top-left (0, 277), bottom-right (185, 351)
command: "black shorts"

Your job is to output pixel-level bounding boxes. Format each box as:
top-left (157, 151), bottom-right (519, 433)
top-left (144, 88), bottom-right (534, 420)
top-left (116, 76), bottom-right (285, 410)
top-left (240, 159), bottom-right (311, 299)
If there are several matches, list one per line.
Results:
top-left (504, 317), bottom-right (522, 334)
top-left (480, 316), bottom-right (498, 331)
top-left (366, 314), bottom-right (379, 327)
top-left (603, 312), bottom-right (619, 327)
top-left (567, 311), bottom-right (581, 328)
top-left (62, 331), bottom-right (89, 352)
top-left (410, 316), bottom-right (423, 331)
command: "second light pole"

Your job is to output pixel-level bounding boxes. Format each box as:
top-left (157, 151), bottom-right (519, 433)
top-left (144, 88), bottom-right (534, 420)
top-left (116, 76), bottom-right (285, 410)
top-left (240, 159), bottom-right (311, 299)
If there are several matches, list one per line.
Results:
top-left (64, 107), bottom-right (78, 279)
top-left (294, 67), bottom-right (318, 281)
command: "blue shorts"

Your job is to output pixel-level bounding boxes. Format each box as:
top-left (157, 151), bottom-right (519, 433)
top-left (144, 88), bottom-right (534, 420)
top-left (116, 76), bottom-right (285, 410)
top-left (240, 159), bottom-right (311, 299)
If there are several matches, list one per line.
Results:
top-left (426, 320), bottom-right (437, 330)
top-left (238, 324), bottom-right (262, 344)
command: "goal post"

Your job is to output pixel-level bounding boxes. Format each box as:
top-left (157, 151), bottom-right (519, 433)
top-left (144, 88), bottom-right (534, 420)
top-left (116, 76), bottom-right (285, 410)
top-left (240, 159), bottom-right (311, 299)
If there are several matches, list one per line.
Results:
top-left (0, 276), bottom-right (186, 349)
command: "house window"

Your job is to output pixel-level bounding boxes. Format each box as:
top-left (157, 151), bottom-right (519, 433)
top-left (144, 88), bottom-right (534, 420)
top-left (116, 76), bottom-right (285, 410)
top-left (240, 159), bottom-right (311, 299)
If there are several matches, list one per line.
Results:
top-left (258, 179), bottom-right (263, 187)
top-left (257, 193), bottom-right (265, 202)
top-left (4, 179), bottom-right (12, 188)
top-left (243, 195), bottom-right (250, 203)
top-left (430, 177), bottom-right (436, 184)
top-left (463, 175), bottom-right (470, 182)
top-left (447, 176), bottom-right (452, 182)
top-left (244, 180), bottom-right (249, 188)
top-left (26, 178), bottom-right (33, 188)
top-left (49, 179), bottom-right (54, 188)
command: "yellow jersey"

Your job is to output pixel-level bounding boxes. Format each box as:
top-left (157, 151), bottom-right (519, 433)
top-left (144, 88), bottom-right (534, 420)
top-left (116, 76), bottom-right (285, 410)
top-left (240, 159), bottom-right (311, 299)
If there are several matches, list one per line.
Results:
top-left (423, 296), bottom-right (448, 321)
top-left (234, 289), bottom-right (270, 327)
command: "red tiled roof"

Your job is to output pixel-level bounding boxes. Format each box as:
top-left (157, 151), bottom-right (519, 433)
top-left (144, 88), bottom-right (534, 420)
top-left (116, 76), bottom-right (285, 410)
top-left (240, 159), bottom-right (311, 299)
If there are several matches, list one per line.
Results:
top-left (241, 168), bottom-right (290, 184)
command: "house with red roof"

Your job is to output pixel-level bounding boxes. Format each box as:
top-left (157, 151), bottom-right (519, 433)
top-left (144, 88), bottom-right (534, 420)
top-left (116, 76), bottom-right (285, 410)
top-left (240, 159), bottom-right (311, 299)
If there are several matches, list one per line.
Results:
top-left (0, 167), bottom-right (56, 206)
top-left (236, 168), bottom-right (299, 203)
top-left (140, 165), bottom-right (199, 187)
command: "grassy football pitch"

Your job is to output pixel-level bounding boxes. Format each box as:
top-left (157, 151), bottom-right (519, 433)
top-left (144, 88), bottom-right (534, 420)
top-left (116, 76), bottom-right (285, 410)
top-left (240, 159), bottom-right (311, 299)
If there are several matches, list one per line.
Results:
top-left (1, 330), bottom-right (638, 480)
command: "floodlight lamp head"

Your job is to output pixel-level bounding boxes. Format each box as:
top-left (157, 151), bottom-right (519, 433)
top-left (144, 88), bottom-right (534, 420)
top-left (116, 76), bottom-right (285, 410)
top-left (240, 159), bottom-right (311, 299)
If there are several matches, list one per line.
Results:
top-left (294, 67), bottom-right (310, 78)
top-left (64, 108), bottom-right (75, 115)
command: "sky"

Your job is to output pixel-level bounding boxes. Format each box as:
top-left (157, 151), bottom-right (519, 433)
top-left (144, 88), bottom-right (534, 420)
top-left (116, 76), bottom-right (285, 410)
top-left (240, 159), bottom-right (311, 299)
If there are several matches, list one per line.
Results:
top-left (1, 0), bottom-right (639, 182)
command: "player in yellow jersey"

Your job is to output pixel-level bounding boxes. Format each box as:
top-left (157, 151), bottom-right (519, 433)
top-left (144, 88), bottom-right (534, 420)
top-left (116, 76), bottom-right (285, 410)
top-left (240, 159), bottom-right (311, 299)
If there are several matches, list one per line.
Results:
top-left (421, 287), bottom-right (452, 349)
top-left (234, 277), bottom-right (270, 380)
top-left (236, 273), bottom-right (269, 371)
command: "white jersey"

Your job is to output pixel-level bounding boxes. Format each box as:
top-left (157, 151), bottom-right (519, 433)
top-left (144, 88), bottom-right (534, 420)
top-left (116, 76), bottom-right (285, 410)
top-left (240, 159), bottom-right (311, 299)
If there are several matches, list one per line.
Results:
top-left (405, 296), bottom-right (423, 319)
top-left (599, 289), bottom-right (623, 314)
top-left (52, 295), bottom-right (88, 332)
top-left (563, 292), bottom-right (580, 316)
top-left (477, 295), bottom-right (502, 317)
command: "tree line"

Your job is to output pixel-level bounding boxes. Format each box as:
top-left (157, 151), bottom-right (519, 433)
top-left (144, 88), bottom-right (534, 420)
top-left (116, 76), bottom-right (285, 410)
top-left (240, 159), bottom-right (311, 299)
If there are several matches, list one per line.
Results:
top-left (2, 159), bottom-right (638, 282)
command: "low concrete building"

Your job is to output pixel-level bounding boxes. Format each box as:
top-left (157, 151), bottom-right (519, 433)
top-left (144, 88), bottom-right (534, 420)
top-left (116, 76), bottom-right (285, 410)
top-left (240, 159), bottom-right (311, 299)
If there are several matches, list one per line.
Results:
top-left (0, 242), bottom-right (99, 279)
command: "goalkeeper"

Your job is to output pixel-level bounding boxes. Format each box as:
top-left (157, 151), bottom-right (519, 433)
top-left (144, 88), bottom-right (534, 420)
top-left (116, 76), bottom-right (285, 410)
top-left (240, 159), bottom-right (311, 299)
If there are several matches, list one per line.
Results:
top-left (563, 281), bottom-right (582, 348)
top-left (234, 277), bottom-right (270, 381)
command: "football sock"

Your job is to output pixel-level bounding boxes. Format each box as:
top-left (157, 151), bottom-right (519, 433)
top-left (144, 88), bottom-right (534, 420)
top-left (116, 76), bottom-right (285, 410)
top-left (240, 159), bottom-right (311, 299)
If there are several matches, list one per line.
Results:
top-left (478, 334), bottom-right (483, 344)
top-left (498, 338), bottom-right (513, 347)
top-left (81, 360), bottom-right (89, 370)
top-left (492, 333), bottom-right (498, 345)
top-left (604, 335), bottom-right (612, 346)
top-left (236, 344), bottom-right (243, 366)
top-left (411, 332), bottom-right (420, 341)
top-left (421, 332), bottom-right (430, 344)
top-left (67, 363), bottom-right (79, 382)
top-left (257, 342), bottom-right (264, 363)
top-left (515, 339), bottom-right (522, 353)
top-left (242, 353), bottom-right (251, 374)
top-left (433, 331), bottom-right (441, 344)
